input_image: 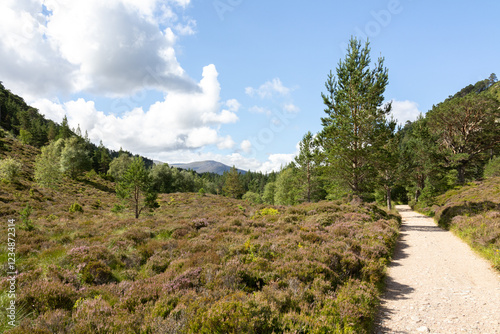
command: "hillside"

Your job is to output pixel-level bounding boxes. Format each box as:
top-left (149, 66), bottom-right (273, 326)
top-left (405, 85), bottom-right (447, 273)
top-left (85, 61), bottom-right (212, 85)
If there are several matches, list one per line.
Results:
top-left (0, 135), bottom-right (401, 333)
top-left (170, 160), bottom-right (246, 175)
top-left (415, 177), bottom-right (500, 270)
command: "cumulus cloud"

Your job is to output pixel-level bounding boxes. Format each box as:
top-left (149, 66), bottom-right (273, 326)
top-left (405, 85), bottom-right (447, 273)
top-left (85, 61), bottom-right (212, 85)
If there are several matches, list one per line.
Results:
top-left (257, 153), bottom-right (296, 173)
top-left (389, 99), bottom-right (422, 124)
top-left (245, 78), bottom-right (291, 99)
top-left (34, 65), bottom-right (238, 154)
top-left (240, 140), bottom-right (252, 153)
top-left (0, 0), bottom-right (197, 98)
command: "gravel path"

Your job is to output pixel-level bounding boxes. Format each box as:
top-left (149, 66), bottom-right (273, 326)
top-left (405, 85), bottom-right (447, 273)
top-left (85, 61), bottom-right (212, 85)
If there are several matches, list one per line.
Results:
top-left (374, 205), bottom-right (500, 334)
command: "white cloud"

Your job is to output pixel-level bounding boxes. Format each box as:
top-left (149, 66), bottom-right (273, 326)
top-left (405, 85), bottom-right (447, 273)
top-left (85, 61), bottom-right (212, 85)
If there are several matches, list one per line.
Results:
top-left (283, 103), bottom-right (300, 113)
top-left (257, 153), bottom-right (296, 173)
top-left (0, 0), bottom-right (197, 98)
top-left (245, 78), bottom-right (291, 99)
top-left (240, 140), bottom-right (252, 153)
top-left (217, 136), bottom-right (236, 150)
top-left (225, 99), bottom-right (241, 112)
top-left (249, 106), bottom-right (271, 116)
top-left (34, 65), bottom-right (237, 154)
top-left (389, 99), bottom-right (421, 124)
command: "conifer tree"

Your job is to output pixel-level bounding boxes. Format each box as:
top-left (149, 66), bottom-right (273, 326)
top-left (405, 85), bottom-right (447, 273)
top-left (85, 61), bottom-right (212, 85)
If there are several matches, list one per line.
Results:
top-left (319, 37), bottom-right (391, 195)
top-left (223, 166), bottom-right (244, 199)
top-left (294, 131), bottom-right (319, 202)
top-left (116, 157), bottom-right (157, 219)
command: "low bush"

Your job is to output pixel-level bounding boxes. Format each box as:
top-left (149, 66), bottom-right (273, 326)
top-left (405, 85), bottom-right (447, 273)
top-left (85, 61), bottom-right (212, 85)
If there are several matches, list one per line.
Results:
top-left (68, 202), bottom-right (83, 213)
top-left (0, 157), bottom-right (22, 182)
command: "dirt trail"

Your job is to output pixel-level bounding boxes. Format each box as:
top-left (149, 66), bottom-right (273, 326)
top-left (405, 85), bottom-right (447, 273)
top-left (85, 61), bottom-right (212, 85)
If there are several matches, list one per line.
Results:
top-left (374, 205), bottom-right (500, 334)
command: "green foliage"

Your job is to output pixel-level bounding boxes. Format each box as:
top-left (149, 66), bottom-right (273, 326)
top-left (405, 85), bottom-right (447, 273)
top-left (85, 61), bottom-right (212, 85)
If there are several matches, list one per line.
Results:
top-left (426, 93), bottom-right (500, 183)
top-left (242, 191), bottom-right (261, 204)
top-left (254, 207), bottom-right (279, 218)
top-left (294, 131), bottom-right (324, 202)
top-left (19, 203), bottom-right (35, 231)
top-left (108, 153), bottom-right (132, 181)
top-left (484, 156), bottom-right (500, 178)
top-left (60, 137), bottom-right (91, 179)
top-left (19, 128), bottom-right (33, 145)
top-left (150, 163), bottom-right (174, 193)
top-left (262, 181), bottom-right (276, 204)
top-left (274, 167), bottom-right (300, 205)
top-left (319, 37), bottom-right (391, 195)
top-left (116, 156), bottom-right (156, 219)
top-left (69, 202), bottom-right (84, 213)
top-left (0, 157), bottom-right (22, 182)
top-left (111, 203), bottom-right (125, 213)
top-left (223, 166), bottom-right (245, 199)
top-left (35, 139), bottom-right (64, 189)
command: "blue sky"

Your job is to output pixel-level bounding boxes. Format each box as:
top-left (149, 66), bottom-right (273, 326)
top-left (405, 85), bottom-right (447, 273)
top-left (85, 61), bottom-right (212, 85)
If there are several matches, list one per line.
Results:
top-left (1, 0), bottom-right (498, 172)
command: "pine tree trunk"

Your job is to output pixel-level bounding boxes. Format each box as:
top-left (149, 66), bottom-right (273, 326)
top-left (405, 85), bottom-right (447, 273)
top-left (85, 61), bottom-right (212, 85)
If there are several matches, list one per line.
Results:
top-left (457, 163), bottom-right (466, 184)
top-left (386, 186), bottom-right (392, 210)
top-left (307, 162), bottom-right (311, 202)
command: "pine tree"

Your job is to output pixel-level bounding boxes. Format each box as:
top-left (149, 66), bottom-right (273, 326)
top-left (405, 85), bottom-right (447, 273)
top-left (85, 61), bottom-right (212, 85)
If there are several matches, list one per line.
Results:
top-left (58, 115), bottom-right (72, 139)
top-left (222, 166), bottom-right (244, 199)
top-left (294, 131), bottom-right (319, 202)
top-left (427, 93), bottom-right (500, 184)
top-left (116, 157), bottom-right (157, 219)
top-left (318, 37), bottom-right (391, 195)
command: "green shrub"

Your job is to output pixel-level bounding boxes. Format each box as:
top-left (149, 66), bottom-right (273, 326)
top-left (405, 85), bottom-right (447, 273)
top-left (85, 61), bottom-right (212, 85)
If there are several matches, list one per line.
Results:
top-left (80, 261), bottom-right (116, 285)
top-left (0, 157), bottom-right (22, 182)
top-left (484, 156), bottom-right (500, 178)
top-left (19, 203), bottom-right (35, 231)
top-left (111, 203), bottom-right (124, 213)
top-left (69, 202), bottom-right (84, 213)
top-left (252, 208), bottom-right (279, 219)
top-left (243, 191), bottom-right (262, 204)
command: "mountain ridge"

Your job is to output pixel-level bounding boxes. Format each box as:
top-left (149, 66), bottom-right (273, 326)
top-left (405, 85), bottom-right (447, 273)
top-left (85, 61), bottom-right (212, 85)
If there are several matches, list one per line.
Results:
top-left (168, 160), bottom-right (246, 175)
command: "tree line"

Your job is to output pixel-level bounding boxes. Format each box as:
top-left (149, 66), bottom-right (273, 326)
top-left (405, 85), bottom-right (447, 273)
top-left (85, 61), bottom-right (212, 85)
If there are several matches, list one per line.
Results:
top-left (1, 37), bottom-right (499, 217)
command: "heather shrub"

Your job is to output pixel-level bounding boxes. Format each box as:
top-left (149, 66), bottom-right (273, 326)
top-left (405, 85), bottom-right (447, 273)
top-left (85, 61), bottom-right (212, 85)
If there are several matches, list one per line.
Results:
top-left (144, 250), bottom-right (172, 275)
top-left (123, 227), bottom-right (152, 244)
top-left (189, 292), bottom-right (279, 334)
top-left (80, 260), bottom-right (116, 285)
top-left (34, 309), bottom-right (72, 334)
top-left (66, 245), bottom-right (121, 269)
top-left (72, 295), bottom-right (114, 333)
top-left (18, 280), bottom-right (78, 313)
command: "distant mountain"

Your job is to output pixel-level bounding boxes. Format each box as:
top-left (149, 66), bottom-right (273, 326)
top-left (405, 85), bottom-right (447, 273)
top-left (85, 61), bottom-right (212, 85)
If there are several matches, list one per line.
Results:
top-left (169, 160), bottom-right (246, 175)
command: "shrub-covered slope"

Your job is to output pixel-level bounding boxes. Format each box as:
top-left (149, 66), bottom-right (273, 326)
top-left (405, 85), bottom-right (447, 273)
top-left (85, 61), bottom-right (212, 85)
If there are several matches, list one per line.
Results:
top-left (415, 177), bottom-right (500, 270)
top-left (0, 136), bottom-right (401, 333)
